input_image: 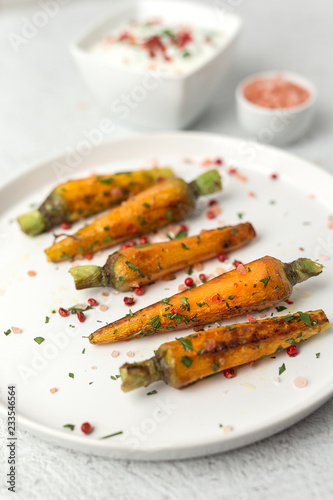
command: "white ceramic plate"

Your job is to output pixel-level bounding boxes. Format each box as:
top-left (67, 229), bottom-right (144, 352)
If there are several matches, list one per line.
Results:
top-left (1, 132), bottom-right (332, 461)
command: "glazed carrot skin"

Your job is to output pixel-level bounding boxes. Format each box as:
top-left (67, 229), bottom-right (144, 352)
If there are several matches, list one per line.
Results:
top-left (17, 167), bottom-right (174, 236)
top-left (88, 256), bottom-right (323, 344)
top-left (120, 310), bottom-right (329, 391)
top-left (69, 223), bottom-right (256, 291)
top-left (45, 170), bottom-right (222, 262)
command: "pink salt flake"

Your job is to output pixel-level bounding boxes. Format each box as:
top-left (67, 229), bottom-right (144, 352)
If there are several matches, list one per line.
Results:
top-left (70, 262), bottom-right (79, 268)
top-left (273, 376), bottom-right (280, 384)
top-left (247, 314), bottom-right (257, 323)
top-left (11, 326), bottom-right (22, 334)
top-left (27, 270), bottom-right (36, 277)
top-left (318, 254), bottom-right (330, 261)
top-left (236, 172), bottom-right (247, 183)
top-left (236, 264), bottom-right (247, 275)
top-left (211, 204), bottom-right (221, 216)
top-left (328, 217), bottom-right (333, 229)
top-left (293, 376), bottom-right (307, 388)
top-left (215, 267), bottom-right (225, 275)
top-left (99, 304), bottom-right (108, 312)
top-left (126, 351), bottom-right (135, 358)
top-left (193, 262), bottom-right (204, 272)
top-left (201, 158), bottom-right (212, 167)
top-left (112, 290), bottom-right (119, 295)
top-left (49, 387), bottom-right (58, 394)
top-left (102, 291), bottom-right (109, 297)
top-left (259, 313), bottom-right (266, 319)
top-left (74, 254), bottom-right (84, 261)
top-left (223, 425), bottom-right (233, 434)
top-left (308, 194), bottom-right (316, 200)
top-left (91, 366), bottom-right (97, 370)
top-left (111, 350), bottom-right (119, 358)
top-left (248, 192), bottom-right (256, 198)
top-left (178, 284), bottom-right (187, 292)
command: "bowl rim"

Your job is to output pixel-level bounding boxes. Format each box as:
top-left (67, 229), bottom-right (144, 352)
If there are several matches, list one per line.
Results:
top-left (236, 70), bottom-right (317, 115)
top-left (69, 0), bottom-right (243, 81)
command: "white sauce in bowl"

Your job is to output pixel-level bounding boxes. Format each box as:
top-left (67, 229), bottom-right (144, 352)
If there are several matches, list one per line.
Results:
top-left (90, 18), bottom-right (226, 76)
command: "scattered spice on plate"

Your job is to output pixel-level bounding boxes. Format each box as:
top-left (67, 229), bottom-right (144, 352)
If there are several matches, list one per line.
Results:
top-left (293, 376), bottom-right (307, 389)
top-left (49, 387), bottom-right (58, 394)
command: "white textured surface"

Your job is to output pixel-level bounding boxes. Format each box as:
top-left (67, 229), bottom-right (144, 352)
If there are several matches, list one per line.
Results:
top-left (1, 0), bottom-right (333, 498)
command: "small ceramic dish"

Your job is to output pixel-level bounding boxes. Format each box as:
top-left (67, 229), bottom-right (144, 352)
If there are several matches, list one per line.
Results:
top-left (236, 71), bottom-right (317, 146)
top-left (69, 0), bottom-right (242, 130)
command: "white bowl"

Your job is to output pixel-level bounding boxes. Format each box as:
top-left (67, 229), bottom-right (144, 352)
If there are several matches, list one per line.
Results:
top-left (69, 0), bottom-right (242, 130)
top-left (236, 71), bottom-right (317, 146)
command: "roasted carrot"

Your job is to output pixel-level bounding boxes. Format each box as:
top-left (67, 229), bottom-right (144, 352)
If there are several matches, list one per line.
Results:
top-left (45, 170), bottom-right (222, 262)
top-left (120, 310), bottom-right (330, 391)
top-left (69, 223), bottom-right (256, 291)
top-left (89, 256), bottom-right (323, 344)
top-left (17, 167), bottom-right (174, 236)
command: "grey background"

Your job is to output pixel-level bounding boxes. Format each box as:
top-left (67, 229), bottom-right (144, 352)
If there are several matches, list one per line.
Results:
top-left (1, 1), bottom-right (332, 499)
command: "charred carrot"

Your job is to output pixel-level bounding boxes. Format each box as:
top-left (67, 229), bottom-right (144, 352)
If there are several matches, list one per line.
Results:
top-left (89, 256), bottom-right (323, 344)
top-left (120, 310), bottom-right (330, 391)
top-left (17, 167), bottom-right (174, 236)
top-left (69, 223), bottom-right (256, 291)
top-left (45, 170), bottom-right (222, 262)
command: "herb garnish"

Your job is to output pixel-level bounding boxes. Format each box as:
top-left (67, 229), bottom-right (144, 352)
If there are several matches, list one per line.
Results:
top-left (177, 337), bottom-right (193, 351)
top-left (260, 276), bottom-right (271, 288)
top-left (298, 311), bottom-right (312, 328)
top-left (34, 337), bottom-right (45, 344)
top-left (63, 424), bottom-right (75, 431)
top-left (279, 363), bottom-right (286, 375)
top-left (125, 261), bottom-right (145, 278)
top-left (181, 356), bottom-right (192, 368)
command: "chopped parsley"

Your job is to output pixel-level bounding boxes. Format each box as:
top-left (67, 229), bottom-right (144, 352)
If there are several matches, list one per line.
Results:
top-left (177, 337), bottom-right (193, 351)
top-left (100, 431), bottom-right (123, 440)
top-left (98, 177), bottom-right (113, 185)
top-left (180, 297), bottom-right (190, 311)
top-left (34, 337), bottom-right (45, 344)
top-left (181, 356), bottom-right (192, 368)
top-left (110, 375), bottom-right (121, 381)
top-left (68, 305), bottom-right (93, 314)
top-left (316, 353), bottom-right (320, 359)
top-left (125, 261), bottom-right (145, 278)
top-left (4, 329), bottom-right (11, 336)
top-left (181, 242), bottom-right (190, 250)
top-left (260, 276), bottom-right (271, 288)
top-left (279, 363), bottom-right (286, 375)
top-left (147, 390), bottom-right (157, 396)
top-left (165, 209), bottom-right (173, 222)
top-left (45, 316), bottom-right (50, 324)
top-left (212, 360), bottom-right (220, 372)
top-left (63, 424), bottom-right (75, 431)
top-left (82, 348), bottom-right (85, 354)
top-left (298, 311), bottom-right (312, 328)
top-left (142, 202), bottom-right (150, 209)
top-left (276, 306), bottom-right (287, 312)
top-left (198, 348), bottom-right (206, 355)
top-left (69, 373), bottom-right (74, 379)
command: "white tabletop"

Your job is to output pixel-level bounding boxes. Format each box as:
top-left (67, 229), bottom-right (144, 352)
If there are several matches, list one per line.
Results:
top-left (1, 1), bottom-right (333, 499)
